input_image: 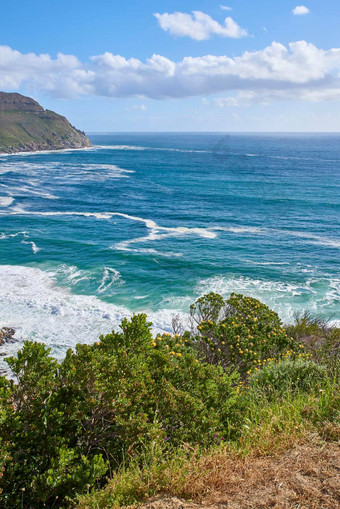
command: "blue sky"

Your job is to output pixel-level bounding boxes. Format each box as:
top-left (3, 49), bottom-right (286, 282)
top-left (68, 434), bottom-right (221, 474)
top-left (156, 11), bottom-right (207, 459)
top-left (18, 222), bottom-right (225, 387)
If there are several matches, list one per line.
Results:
top-left (1, 0), bottom-right (340, 131)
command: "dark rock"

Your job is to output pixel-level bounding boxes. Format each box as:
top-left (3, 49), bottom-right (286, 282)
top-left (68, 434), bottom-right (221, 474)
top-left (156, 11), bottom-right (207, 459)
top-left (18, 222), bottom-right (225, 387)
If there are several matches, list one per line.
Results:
top-left (0, 327), bottom-right (17, 344)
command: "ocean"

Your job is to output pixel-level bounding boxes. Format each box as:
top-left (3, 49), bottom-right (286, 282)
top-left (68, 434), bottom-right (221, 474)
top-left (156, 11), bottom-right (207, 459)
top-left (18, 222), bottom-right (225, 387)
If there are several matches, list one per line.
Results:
top-left (0, 133), bottom-right (339, 364)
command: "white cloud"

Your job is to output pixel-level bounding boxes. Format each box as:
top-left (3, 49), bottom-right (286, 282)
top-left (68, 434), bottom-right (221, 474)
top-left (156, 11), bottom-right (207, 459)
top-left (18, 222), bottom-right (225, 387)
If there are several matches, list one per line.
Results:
top-left (216, 88), bottom-right (340, 107)
top-left (154, 11), bottom-right (247, 40)
top-left (2, 41), bottom-right (340, 106)
top-left (220, 5), bottom-right (232, 11)
top-left (293, 5), bottom-right (310, 15)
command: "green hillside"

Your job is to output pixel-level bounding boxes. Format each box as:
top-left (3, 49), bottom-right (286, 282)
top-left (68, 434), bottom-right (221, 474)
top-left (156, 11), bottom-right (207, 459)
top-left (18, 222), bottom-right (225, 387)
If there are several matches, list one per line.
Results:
top-left (0, 92), bottom-right (91, 153)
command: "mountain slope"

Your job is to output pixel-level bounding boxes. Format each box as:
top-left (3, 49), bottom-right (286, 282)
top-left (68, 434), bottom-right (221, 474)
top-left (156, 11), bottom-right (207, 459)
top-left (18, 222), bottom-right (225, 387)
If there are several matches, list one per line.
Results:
top-left (0, 92), bottom-right (91, 153)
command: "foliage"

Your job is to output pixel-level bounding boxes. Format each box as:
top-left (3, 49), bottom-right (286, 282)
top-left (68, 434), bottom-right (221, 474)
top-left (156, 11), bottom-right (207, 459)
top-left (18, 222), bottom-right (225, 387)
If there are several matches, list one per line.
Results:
top-left (192, 292), bottom-right (298, 376)
top-left (250, 357), bottom-right (328, 398)
top-left (285, 311), bottom-right (340, 369)
top-left (0, 314), bottom-right (238, 507)
top-left (0, 293), bottom-right (337, 507)
top-left (77, 379), bottom-right (340, 509)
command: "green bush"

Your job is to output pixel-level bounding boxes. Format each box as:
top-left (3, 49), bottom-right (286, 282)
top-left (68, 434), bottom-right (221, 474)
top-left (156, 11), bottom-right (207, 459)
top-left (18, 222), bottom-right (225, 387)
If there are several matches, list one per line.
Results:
top-left (285, 312), bottom-right (340, 368)
top-left (0, 294), bottom-right (335, 508)
top-left (250, 357), bottom-right (328, 398)
top-left (0, 313), bottom-right (238, 507)
top-left (192, 292), bottom-right (298, 376)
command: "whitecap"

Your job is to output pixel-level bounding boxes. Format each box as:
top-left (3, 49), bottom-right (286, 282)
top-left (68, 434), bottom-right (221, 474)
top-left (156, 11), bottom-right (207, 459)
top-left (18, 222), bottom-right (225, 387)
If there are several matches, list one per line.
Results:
top-left (94, 145), bottom-right (146, 151)
top-left (280, 230), bottom-right (340, 249)
top-left (0, 147), bottom-right (93, 157)
top-left (0, 231), bottom-right (40, 254)
top-left (1, 207), bottom-right (219, 255)
top-left (21, 240), bottom-right (40, 254)
top-left (0, 196), bottom-right (14, 207)
top-left (98, 267), bottom-right (123, 293)
top-left (0, 230), bottom-right (29, 240)
top-left (0, 265), bottom-right (186, 371)
top-left (241, 259), bottom-right (290, 266)
top-left (93, 145), bottom-right (209, 154)
top-left (195, 275), bottom-right (340, 324)
top-left (216, 226), bottom-right (266, 235)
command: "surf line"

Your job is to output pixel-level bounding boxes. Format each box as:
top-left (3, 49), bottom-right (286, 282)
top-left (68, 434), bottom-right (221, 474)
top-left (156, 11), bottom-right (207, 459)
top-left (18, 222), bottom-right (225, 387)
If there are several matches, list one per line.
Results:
top-left (3, 208), bottom-right (219, 256)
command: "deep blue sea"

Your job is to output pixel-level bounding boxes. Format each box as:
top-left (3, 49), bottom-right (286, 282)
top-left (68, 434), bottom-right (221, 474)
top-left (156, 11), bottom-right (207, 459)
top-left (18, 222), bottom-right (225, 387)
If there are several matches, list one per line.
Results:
top-left (0, 133), bottom-right (339, 362)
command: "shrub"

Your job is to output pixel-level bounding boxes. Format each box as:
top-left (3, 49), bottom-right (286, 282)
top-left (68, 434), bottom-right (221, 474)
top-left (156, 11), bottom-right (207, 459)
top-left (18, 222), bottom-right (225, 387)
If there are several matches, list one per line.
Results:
top-left (285, 312), bottom-right (340, 368)
top-left (285, 311), bottom-right (328, 340)
top-left (0, 294), bottom-right (335, 507)
top-left (192, 292), bottom-right (298, 376)
top-left (250, 358), bottom-right (328, 398)
top-left (0, 314), bottom-right (239, 507)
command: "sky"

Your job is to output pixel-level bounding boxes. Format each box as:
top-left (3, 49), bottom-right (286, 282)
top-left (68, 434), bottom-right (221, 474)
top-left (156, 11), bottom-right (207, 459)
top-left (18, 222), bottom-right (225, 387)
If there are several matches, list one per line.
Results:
top-left (1, 0), bottom-right (340, 132)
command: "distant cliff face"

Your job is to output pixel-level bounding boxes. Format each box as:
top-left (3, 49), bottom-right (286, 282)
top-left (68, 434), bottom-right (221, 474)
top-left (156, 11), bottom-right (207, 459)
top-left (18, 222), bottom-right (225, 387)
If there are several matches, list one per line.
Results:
top-left (0, 92), bottom-right (91, 153)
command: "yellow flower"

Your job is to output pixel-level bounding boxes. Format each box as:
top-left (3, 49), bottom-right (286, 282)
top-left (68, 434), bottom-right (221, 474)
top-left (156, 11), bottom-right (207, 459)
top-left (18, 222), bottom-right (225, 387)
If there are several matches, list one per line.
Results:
top-left (177, 353), bottom-right (182, 357)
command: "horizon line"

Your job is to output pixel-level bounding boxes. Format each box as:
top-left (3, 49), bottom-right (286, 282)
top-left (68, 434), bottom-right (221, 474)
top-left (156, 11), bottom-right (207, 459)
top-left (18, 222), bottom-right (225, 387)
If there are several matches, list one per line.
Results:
top-left (86, 131), bottom-right (340, 135)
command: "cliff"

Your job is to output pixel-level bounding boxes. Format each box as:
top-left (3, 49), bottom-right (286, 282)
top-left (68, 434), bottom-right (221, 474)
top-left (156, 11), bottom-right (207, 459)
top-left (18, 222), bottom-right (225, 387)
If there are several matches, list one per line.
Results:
top-left (0, 92), bottom-right (91, 153)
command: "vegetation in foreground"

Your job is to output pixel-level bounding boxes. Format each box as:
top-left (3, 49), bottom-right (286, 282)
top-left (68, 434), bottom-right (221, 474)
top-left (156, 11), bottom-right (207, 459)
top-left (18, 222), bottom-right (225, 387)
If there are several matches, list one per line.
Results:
top-left (0, 293), bottom-right (339, 508)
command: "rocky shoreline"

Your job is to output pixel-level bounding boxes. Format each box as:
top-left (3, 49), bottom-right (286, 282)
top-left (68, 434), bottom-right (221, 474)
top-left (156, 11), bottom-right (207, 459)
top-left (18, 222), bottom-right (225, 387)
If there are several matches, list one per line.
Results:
top-left (0, 138), bottom-right (90, 155)
top-left (0, 326), bottom-right (17, 355)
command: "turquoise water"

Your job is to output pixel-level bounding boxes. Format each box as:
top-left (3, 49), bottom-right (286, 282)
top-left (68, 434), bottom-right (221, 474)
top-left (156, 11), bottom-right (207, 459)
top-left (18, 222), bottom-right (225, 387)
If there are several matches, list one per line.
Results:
top-left (0, 133), bottom-right (339, 360)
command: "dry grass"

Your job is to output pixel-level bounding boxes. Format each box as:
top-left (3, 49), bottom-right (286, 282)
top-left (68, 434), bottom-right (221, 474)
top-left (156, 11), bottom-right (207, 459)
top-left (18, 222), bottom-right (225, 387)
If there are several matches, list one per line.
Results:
top-left (138, 439), bottom-right (340, 509)
top-left (77, 381), bottom-right (340, 509)
top-left (77, 430), bottom-right (340, 509)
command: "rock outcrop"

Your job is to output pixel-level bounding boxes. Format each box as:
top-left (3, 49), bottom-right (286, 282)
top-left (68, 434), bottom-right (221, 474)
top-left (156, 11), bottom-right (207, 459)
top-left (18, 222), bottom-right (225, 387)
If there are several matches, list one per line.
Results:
top-left (0, 327), bottom-right (17, 345)
top-left (0, 92), bottom-right (91, 153)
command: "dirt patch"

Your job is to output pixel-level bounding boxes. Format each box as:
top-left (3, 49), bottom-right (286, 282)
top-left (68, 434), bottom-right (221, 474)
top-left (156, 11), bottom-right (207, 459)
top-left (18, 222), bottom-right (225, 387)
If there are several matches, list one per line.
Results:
top-left (139, 441), bottom-right (340, 509)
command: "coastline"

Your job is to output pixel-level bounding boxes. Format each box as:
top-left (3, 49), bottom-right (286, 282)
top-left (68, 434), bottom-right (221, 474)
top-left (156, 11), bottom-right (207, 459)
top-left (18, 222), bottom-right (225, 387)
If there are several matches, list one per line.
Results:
top-left (0, 145), bottom-right (94, 157)
top-left (0, 262), bottom-right (339, 377)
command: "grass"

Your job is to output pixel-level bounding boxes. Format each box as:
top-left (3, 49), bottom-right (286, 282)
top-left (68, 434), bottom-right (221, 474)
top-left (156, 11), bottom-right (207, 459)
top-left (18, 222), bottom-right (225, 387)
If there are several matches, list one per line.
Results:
top-left (0, 109), bottom-right (90, 152)
top-left (1, 298), bottom-right (338, 507)
top-left (76, 378), bottom-right (340, 509)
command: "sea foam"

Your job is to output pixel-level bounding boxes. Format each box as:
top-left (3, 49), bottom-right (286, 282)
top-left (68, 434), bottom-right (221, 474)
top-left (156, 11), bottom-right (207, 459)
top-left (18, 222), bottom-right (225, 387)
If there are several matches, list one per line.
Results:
top-left (0, 265), bottom-right (185, 372)
top-left (0, 196), bottom-right (14, 207)
top-left (196, 275), bottom-right (340, 324)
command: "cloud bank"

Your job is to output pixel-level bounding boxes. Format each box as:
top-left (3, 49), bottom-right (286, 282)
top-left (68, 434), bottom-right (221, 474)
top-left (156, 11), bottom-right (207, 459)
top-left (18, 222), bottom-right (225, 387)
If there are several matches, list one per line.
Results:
top-left (293, 5), bottom-right (310, 15)
top-left (1, 41), bottom-right (340, 105)
top-left (154, 11), bottom-right (247, 40)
